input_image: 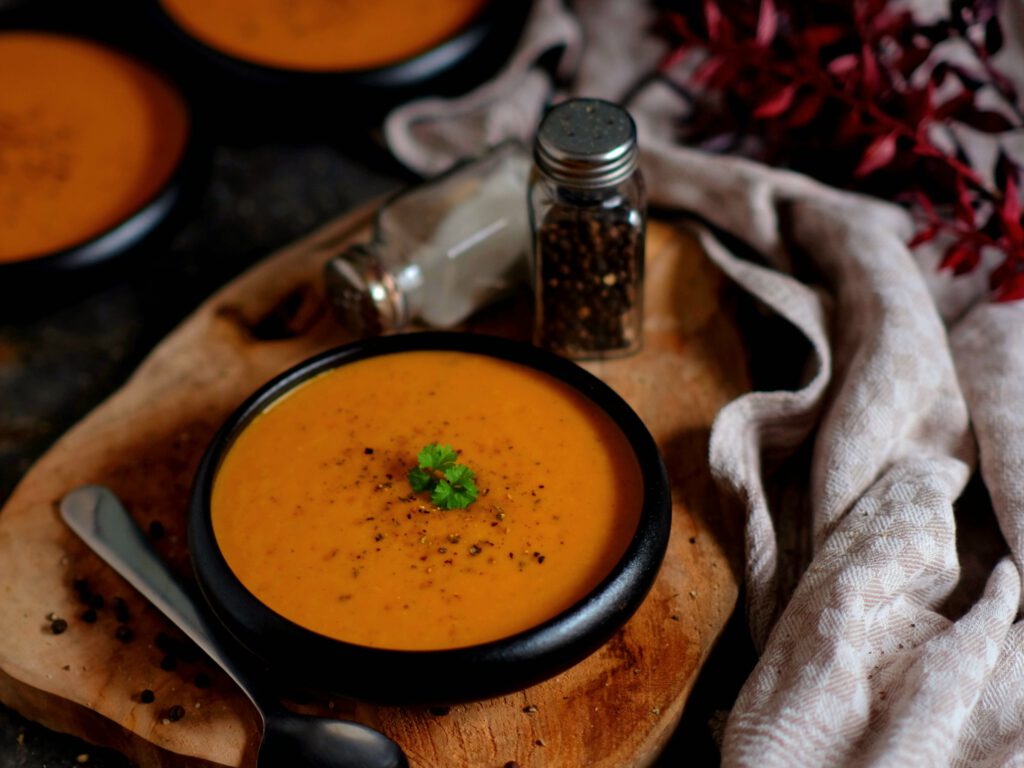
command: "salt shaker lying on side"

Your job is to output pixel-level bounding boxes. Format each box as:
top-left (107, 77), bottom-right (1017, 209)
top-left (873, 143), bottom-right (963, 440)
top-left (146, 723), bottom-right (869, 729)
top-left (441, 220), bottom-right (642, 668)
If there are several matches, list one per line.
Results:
top-left (325, 141), bottom-right (531, 335)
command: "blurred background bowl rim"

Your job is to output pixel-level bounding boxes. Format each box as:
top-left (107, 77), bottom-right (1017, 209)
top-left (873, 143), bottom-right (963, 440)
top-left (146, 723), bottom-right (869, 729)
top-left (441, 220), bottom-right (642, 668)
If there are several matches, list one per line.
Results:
top-left (0, 28), bottom-right (208, 281)
top-left (146, 0), bottom-right (517, 89)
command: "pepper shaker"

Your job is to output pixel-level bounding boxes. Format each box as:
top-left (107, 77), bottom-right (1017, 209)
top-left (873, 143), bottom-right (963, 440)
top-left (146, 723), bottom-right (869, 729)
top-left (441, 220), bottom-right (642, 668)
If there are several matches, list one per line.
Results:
top-left (325, 141), bottom-right (531, 335)
top-left (529, 98), bottom-right (646, 359)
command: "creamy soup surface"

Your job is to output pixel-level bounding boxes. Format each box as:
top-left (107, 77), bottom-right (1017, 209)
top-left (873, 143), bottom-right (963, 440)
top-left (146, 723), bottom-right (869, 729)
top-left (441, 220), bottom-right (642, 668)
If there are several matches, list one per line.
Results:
top-left (212, 350), bottom-right (643, 651)
top-left (160, 0), bottom-right (486, 71)
top-left (0, 32), bottom-right (189, 263)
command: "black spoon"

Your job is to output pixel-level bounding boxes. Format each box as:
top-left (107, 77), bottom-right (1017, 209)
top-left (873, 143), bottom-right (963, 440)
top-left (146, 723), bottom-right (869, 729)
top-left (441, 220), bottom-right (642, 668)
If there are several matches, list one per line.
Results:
top-left (60, 484), bottom-right (408, 768)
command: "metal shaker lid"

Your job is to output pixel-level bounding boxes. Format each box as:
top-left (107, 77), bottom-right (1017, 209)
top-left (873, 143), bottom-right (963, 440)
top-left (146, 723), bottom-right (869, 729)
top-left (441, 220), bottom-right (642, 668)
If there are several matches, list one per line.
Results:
top-left (534, 98), bottom-right (639, 189)
top-left (323, 244), bottom-right (407, 336)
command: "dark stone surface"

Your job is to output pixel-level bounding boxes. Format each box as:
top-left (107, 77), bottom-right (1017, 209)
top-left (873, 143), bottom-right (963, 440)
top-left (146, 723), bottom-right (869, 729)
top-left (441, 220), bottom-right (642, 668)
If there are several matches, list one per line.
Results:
top-left (0, 137), bottom-right (761, 767)
top-left (0, 140), bottom-right (759, 768)
top-left (0, 4), bottom-right (758, 765)
top-left (0, 139), bottom-right (757, 767)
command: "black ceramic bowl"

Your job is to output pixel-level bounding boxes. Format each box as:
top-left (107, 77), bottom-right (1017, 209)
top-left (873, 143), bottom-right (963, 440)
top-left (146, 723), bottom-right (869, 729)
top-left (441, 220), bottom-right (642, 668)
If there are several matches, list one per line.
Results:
top-left (0, 30), bottom-right (207, 293)
top-left (0, 144), bottom-right (206, 287)
top-left (189, 332), bottom-right (671, 704)
top-left (149, 0), bottom-right (531, 124)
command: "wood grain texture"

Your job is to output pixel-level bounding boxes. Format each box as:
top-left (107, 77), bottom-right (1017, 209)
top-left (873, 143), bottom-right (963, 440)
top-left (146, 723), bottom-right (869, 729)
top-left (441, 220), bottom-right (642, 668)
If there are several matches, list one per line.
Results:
top-left (0, 205), bottom-right (749, 768)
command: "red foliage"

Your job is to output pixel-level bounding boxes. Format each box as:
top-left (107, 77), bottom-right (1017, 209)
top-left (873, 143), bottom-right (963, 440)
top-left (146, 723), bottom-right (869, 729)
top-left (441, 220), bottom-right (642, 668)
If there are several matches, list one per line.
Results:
top-left (659, 0), bottom-right (1024, 302)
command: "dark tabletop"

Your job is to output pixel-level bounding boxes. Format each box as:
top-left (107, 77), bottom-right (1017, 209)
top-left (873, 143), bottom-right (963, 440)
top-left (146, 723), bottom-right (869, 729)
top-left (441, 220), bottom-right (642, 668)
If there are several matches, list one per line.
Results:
top-left (0, 2), bottom-right (760, 764)
top-left (0, 143), bottom-right (765, 768)
top-left (0, 138), bottom-right (762, 768)
top-left (0, 145), bottom-right (763, 768)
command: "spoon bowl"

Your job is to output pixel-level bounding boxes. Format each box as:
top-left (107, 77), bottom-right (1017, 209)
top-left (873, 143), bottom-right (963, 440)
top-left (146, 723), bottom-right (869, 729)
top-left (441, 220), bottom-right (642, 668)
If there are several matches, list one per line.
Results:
top-left (60, 484), bottom-right (407, 768)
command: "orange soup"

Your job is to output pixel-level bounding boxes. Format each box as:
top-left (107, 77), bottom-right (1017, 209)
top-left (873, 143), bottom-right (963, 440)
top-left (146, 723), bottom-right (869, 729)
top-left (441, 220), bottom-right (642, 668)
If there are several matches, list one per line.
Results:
top-left (212, 351), bottom-right (643, 651)
top-left (160, 0), bottom-right (487, 72)
top-left (0, 33), bottom-right (190, 264)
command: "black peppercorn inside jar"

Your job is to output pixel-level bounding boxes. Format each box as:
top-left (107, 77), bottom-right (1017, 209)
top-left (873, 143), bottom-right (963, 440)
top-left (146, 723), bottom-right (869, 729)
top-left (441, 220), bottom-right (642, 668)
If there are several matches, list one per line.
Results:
top-left (529, 98), bottom-right (646, 359)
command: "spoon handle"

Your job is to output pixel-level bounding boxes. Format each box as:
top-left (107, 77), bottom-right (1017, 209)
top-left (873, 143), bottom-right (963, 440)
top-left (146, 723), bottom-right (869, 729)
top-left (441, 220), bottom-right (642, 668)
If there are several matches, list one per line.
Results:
top-left (59, 485), bottom-right (261, 710)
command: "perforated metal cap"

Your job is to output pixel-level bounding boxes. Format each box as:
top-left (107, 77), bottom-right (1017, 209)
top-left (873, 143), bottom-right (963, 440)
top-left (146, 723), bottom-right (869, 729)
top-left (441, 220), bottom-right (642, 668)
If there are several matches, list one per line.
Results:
top-left (534, 98), bottom-right (639, 189)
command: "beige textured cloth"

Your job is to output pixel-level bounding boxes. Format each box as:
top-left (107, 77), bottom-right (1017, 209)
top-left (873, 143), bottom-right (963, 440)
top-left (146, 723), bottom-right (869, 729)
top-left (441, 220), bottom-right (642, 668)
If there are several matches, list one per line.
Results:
top-left (385, 1), bottom-right (1024, 764)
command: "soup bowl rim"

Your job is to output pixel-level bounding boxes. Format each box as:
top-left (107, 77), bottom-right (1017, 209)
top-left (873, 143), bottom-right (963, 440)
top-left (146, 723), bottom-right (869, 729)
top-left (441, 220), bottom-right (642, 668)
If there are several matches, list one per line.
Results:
top-left (189, 331), bottom-right (671, 704)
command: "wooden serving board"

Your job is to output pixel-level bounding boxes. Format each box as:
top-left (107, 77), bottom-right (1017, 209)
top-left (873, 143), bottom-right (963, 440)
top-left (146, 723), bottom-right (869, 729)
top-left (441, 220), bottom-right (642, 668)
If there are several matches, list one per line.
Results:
top-left (0, 206), bottom-right (748, 768)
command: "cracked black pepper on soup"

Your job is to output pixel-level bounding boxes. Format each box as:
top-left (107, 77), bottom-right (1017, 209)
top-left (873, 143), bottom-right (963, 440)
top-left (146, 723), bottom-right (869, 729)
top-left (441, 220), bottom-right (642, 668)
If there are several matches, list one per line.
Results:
top-left (211, 350), bottom-right (643, 651)
top-left (530, 98), bottom-right (646, 359)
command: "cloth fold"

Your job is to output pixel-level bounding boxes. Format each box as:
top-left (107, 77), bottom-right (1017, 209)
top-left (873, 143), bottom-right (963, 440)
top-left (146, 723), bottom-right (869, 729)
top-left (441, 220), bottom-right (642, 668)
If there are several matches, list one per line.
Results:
top-left (385, 2), bottom-right (1024, 765)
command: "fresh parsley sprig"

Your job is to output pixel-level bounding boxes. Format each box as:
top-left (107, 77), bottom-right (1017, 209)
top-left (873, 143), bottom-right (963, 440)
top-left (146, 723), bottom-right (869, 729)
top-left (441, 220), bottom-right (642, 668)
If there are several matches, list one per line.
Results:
top-left (408, 443), bottom-right (478, 510)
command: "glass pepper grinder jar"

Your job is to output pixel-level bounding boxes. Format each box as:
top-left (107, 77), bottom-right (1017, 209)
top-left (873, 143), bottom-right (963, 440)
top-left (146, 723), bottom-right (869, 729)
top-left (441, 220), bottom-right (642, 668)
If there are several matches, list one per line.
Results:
top-left (529, 98), bottom-right (646, 359)
top-left (324, 141), bottom-right (531, 335)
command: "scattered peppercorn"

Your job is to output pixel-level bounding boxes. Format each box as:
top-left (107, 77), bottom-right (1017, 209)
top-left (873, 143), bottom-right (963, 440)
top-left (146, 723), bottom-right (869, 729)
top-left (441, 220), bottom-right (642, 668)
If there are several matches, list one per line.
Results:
top-left (165, 705), bottom-right (186, 722)
top-left (364, 447), bottom-right (374, 455)
top-left (115, 626), bottom-right (133, 643)
top-left (74, 587), bottom-right (93, 605)
top-left (89, 594), bottom-right (104, 610)
top-left (139, 689), bottom-right (155, 704)
top-left (80, 608), bottom-right (97, 623)
top-left (427, 706), bottom-right (450, 717)
top-left (160, 655), bottom-right (177, 672)
top-left (112, 597), bottom-right (131, 623)
top-left (50, 618), bottom-right (68, 635)
top-left (194, 672), bottom-right (212, 689)
top-left (148, 521), bottom-right (166, 540)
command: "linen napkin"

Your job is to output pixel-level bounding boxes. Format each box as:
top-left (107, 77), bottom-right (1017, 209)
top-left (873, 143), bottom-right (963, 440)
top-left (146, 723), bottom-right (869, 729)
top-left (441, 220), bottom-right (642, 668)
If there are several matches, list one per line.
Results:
top-left (385, 1), bottom-right (1024, 765)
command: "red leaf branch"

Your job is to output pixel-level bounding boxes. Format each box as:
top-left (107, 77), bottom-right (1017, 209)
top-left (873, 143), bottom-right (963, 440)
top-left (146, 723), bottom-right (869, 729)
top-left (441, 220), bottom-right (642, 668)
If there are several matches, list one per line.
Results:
top-left (659, 0), bottom-right (1024, 302)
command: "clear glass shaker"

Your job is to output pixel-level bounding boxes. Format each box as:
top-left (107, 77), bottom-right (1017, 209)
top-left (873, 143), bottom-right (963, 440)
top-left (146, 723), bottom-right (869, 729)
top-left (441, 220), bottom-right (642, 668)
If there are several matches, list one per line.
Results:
top-left (324, 141), bottom-right (531, 335)
top-left (529, 98), bottom-right (646, 359)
